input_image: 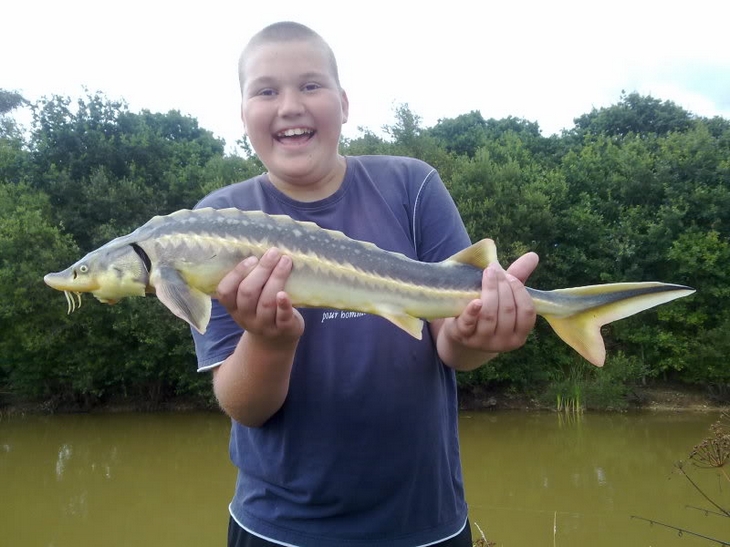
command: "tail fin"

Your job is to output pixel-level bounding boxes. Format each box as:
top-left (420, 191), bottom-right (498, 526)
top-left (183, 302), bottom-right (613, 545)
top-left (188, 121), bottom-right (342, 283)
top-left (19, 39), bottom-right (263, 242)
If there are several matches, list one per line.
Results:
top-left (536, 282), bottom-right (695, 366)
top-left (445, 242), bottom-right (695, 367)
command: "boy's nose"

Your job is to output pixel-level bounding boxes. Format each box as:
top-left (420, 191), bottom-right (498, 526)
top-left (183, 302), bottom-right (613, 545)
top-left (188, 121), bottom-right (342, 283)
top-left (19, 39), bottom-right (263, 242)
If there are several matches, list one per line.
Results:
top-left (278, 89), bottom-right (306, 116)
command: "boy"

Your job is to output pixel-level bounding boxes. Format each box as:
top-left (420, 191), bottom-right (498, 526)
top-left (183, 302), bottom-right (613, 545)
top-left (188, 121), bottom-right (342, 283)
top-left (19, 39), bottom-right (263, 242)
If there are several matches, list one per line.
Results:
top-left (193, 21), bottom-right (538, 547)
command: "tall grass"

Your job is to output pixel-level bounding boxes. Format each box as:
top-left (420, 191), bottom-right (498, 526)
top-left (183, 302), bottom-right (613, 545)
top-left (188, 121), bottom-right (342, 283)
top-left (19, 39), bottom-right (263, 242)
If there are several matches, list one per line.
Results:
top-left (552, 363), bottom-right (585, 414)
top-left (542, 352), bottom-right (648, 411)
top-left (555, 382), bottom-right (583, 414)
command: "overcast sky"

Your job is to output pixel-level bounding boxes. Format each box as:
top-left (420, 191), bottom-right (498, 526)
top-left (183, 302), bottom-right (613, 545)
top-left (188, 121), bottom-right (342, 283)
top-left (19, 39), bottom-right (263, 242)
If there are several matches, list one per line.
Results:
top-left (4, 0), bottom-right (730, 153)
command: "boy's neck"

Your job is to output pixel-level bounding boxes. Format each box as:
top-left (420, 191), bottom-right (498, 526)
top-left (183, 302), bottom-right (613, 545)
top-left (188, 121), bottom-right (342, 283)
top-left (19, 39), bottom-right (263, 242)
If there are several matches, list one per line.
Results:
top-left (269, 155), bottom-right (347, 202)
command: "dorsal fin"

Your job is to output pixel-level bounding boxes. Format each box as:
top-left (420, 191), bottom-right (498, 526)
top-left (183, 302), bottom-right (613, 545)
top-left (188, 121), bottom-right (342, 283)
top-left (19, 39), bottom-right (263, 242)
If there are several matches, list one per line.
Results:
top-left (444, 239), bottom-right (499, 269)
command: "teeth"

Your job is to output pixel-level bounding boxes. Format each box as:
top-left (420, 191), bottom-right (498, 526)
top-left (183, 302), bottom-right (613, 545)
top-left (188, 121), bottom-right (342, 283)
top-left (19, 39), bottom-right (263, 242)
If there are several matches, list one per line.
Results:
top-left (278, 128), bottom-right (312, 137)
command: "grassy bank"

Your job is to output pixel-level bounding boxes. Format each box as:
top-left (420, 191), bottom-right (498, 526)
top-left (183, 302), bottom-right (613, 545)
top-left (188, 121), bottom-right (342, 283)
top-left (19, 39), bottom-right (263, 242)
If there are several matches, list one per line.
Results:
top-left (458, 382), bottom-right (730, 413)
top-left (3, 381), bottom-right (728, 416)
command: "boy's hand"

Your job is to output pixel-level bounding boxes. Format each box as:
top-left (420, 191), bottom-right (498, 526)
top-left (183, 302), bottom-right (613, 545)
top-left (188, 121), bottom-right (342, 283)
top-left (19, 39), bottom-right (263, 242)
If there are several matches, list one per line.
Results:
top-left (433, 252), bottom-right (539, 369)
top-left (216, 248), bottom-right (305, 342)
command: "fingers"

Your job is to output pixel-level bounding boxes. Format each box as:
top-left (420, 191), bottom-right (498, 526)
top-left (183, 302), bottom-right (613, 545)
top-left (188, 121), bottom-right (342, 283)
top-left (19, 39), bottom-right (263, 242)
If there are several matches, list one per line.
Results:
top-left (480, 264), bottom-right (518, 341)
top-left (216, 248), bottom-right (300, 335)
top-left (504, 252), bottom-right (538, 341)
top-left (451, 264), bottom-right (504, 339)
top-left (273, 290), bottom-right (298, 328)
top-left (508, 270), bottom-right (536, 336)
top-left (217, 256), bottom-right (259, 309)
top-left (506, 251), bottom-right (539, 283)
top-left (452, 299), bottom-right (484, 338)
top-left (449, 260), bottom-right (536, 353)
top-left (253, 251), bottom-right (292, 317)
top-left (217, 249), bottom-right (284, 313)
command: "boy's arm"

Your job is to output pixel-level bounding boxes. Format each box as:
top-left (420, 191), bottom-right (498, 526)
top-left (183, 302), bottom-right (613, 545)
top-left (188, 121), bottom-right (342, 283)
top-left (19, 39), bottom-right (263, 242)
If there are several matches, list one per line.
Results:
top-left (430, 252), bottom-right (539, 371)
top-left (212, 248), bottom-right (304, 427)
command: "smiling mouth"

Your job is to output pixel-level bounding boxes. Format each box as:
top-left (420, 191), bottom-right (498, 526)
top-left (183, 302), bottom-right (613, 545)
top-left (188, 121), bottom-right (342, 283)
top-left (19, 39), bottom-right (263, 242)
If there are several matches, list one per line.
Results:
top-left (275, 128), bottom-right (315, 144)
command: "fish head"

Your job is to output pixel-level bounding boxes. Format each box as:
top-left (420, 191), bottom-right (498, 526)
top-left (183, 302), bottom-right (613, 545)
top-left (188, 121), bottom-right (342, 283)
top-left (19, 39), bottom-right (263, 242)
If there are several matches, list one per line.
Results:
top-left (44, 244), bottom-right (150, 308)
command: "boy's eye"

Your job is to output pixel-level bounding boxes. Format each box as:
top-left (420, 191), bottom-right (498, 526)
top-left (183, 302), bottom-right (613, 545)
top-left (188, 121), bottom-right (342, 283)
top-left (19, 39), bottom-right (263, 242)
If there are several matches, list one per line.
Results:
top-left (302, 83), bottom-right (321, 92)
top-left (257, 88), bottom-right (276, 97)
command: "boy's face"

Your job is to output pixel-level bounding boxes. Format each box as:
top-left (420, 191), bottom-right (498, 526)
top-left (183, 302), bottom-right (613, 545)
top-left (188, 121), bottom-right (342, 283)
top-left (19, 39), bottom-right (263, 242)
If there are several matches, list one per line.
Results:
top-left (240, 39), bottom-right (349, 193)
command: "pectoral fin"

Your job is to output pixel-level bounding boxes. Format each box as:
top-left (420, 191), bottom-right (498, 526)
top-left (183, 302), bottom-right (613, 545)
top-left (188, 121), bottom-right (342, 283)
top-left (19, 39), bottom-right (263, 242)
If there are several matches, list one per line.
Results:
top-left (150, 266), bottom-right (212, 334)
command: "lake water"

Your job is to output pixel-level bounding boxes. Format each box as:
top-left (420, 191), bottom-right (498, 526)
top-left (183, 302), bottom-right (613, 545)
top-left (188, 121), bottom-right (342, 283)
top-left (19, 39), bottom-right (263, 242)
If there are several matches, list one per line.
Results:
top-left (1, 410), bottom-right (727, 546)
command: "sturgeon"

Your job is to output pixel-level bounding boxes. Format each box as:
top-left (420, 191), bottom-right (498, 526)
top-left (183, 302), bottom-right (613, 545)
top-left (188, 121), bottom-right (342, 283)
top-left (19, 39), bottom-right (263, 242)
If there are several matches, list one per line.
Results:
top-left (44, 207), bottom-right (695, 366)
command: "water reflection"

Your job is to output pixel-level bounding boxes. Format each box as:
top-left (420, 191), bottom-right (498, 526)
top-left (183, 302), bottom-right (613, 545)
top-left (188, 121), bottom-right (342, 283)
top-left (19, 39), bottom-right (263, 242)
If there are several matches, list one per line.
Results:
top-left (460, 411), bottom-right (727, 546)
top-left (0, 411), bottom-right (726, 547)
top-left (55, 443), bottom-right (72, 480)
top-left (0, 412), bottom-right (235, 547)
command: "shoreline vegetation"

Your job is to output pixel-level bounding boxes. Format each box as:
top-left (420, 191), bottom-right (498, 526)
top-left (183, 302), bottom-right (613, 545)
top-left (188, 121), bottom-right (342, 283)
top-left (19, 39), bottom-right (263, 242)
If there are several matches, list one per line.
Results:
top-left (2, 384), bottom-right (728, 416)
top-left (2, 90), bottom-right (729, 413)
top-left (459, 383), bottom-right (730, 413)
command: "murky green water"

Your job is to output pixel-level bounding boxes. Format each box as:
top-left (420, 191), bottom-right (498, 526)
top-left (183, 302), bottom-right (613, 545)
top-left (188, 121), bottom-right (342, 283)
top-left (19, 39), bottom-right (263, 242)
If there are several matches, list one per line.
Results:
top-left (459, 411), bottom-right (728, 546)
top-left (1, 410), bottom-right (727, 546)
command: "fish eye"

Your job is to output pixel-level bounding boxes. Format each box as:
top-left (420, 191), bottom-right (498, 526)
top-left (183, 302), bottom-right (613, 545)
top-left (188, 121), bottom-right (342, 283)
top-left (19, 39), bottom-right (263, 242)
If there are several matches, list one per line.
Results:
top-left (79, 265), bottom-right (89, 274)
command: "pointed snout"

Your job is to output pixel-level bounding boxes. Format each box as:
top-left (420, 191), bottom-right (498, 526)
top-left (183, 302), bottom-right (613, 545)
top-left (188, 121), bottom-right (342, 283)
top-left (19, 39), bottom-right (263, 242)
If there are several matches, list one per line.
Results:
top-left (44, 270), bottom-right (72, 291)
top-left (43, 268), bottom-right (99, 293)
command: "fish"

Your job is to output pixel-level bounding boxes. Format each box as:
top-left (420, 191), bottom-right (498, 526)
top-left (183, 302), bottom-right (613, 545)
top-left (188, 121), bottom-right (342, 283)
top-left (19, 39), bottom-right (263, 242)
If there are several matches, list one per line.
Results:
top-left (43, 207), bottom-right (695, 366)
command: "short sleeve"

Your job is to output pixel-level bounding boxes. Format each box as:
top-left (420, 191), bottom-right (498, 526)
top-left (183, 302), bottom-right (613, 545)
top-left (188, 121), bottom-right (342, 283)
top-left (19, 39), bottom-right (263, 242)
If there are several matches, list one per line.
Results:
top-left (191, 299), bottom-right (242, 371)
top-left (412, 169), bottom-right (471, 263)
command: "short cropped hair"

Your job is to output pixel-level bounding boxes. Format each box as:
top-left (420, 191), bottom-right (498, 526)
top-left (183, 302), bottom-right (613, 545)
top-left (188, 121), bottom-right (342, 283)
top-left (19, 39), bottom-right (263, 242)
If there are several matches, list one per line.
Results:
top-left (238, 21), bottom-right (341, 93)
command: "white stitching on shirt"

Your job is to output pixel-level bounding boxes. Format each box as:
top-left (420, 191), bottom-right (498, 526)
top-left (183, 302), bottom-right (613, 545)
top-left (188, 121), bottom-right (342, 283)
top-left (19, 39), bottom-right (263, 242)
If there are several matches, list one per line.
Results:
top-left (412, 169), bottom-right (436, 257)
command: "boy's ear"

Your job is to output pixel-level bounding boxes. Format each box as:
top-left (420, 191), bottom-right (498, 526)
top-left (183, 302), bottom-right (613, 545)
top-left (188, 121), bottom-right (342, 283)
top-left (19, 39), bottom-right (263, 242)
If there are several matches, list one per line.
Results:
top-left (341, 89), bottom-right (350, 123)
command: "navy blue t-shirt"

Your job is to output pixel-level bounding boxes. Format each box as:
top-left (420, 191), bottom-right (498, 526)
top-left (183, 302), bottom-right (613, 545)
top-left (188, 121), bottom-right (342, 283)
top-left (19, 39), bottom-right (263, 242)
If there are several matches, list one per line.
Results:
top-left (193, 155), bottom-right (471, 546)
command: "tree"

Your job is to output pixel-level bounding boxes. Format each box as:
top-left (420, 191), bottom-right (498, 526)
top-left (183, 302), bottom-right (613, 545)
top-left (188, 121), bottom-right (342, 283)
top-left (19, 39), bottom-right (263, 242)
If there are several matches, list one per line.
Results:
top-left (381, 104), bottom-right (454, 178)
top-left (571, 91), bottom-right (694, 138)
top-left (0, 183), bottom-right (79, 401)
top-left (430, 111), bottom-right (488, 157)
top-left (430, 112), bottom-right (562, 165)
top-left (0, 90), bottom-right (30, 184)
top-left (340, 127), bottom-right (391, 156)
top-left (28, 92), bottom-right (226, 250)
top-left (0, 90), bottom-right (27, 116)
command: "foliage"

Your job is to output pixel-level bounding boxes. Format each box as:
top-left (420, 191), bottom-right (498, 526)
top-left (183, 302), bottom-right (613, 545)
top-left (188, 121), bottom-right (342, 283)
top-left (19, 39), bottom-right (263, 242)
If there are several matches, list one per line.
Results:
top-left (0, 88), bottom-right (728, 409)
top-left (0, 183), bottom-right (79, 402)
top-left (0, 90), bottom-right (28, 115)
top-left (27, 92), bottom-right (225, 249)
top-left (538, 353), bottom-right (649, 411)
top-left (571, 91), bottom-right (694, 138)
